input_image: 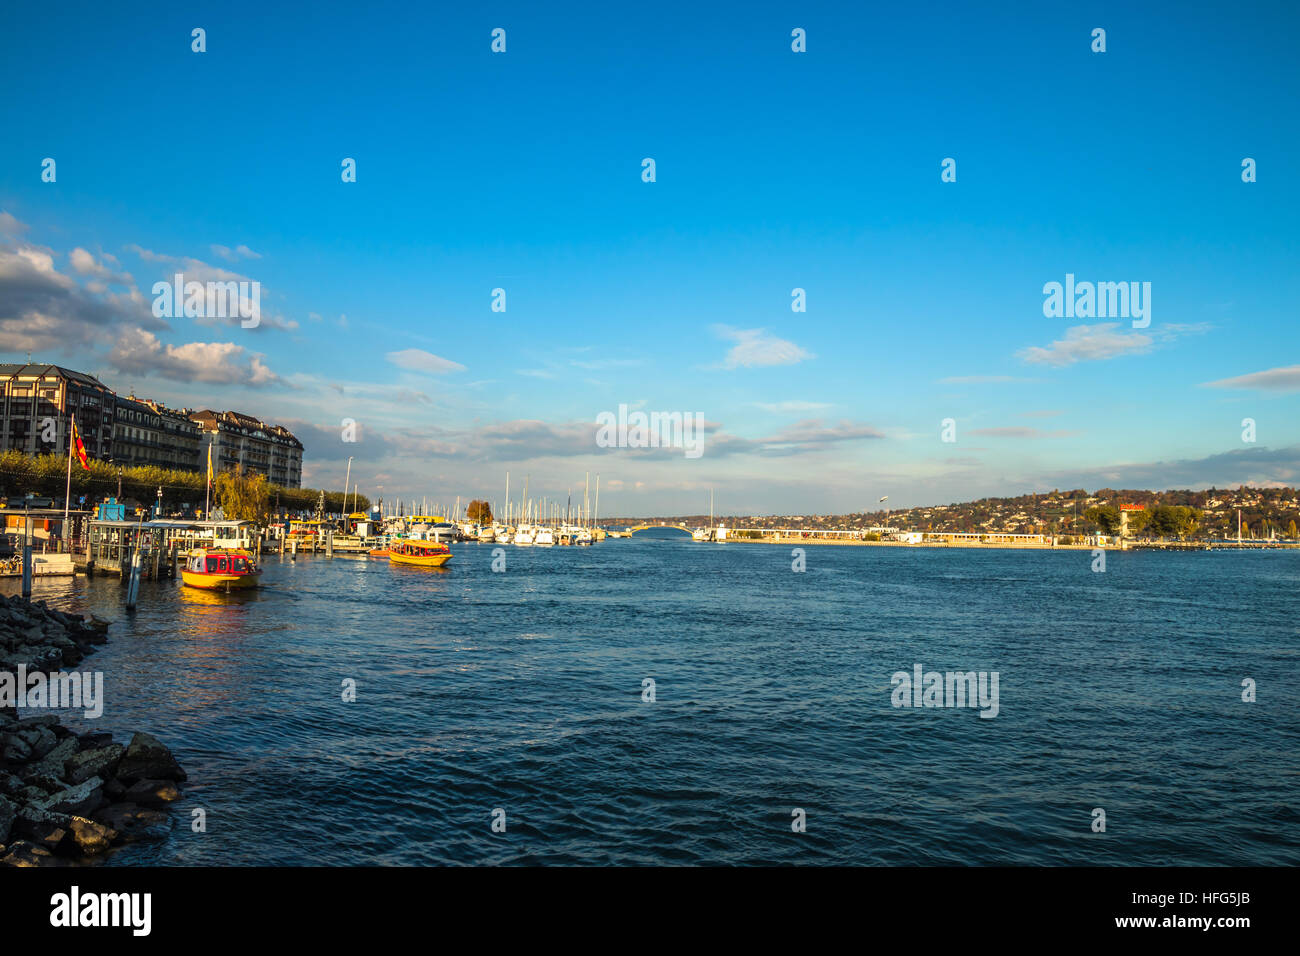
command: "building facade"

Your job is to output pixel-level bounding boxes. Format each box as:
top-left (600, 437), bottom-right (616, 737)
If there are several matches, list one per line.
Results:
top-left (0, 365), bottom-right (300, 486)
top-left (190, 409), bottom-right (303, 488)
top-left (0, 364), bottom-right (116, 461)
top-left (112, 395), bottom-right (202, 472)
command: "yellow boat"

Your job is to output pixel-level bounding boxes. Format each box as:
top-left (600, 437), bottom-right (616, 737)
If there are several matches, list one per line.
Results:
top-left (388, 540), bottom-right (452, 567)
top-left (182, 548), bottom-right (262, 590)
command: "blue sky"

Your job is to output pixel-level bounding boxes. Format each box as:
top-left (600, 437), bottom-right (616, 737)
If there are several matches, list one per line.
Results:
top-left (2, 0), bottom-right (1297, 515)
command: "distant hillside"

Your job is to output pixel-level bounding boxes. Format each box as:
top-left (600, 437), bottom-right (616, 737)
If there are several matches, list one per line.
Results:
top-left (607, 486), bottom-right (1300, 539)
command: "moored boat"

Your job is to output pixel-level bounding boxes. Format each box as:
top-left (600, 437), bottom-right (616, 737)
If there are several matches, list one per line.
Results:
top-left (182, 548), bottom-right (262, 591)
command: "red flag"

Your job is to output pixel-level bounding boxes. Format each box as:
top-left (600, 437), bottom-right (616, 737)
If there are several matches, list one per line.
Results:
top-left (71, 416), bottom-right (89, 470)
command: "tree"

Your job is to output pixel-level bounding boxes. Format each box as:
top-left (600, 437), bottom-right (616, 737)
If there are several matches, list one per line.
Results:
top-left (466, 499), bottom-right (493, 523)
top-left (215, 465), bottom-right (271, 524)
top-left (1084, 505), bottom-right (1120, 535)
top-left (1146, 505), bottom-right (1202, 539)
top-left (1288, 519), bottom-right (1298, 540)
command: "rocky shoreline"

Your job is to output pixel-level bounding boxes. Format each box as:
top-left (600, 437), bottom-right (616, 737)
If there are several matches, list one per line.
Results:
top-left (0, 594), bottom-right (187, 867)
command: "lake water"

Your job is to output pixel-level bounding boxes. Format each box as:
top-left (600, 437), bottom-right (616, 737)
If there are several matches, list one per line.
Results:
top-left (7, 537), bottom-right (1298, 865)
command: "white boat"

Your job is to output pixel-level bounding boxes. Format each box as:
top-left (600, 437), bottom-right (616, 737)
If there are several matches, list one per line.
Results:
top-left (692, 528), bottom-right (709, 541)
top-left (534, 528), bottom-right (555, 546)
top-left (514, 525), bottom-right (535, 546)
top-left (576, 528), bottom-right (592, 545)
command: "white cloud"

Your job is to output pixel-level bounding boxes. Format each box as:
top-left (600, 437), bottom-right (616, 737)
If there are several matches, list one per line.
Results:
top-left (109, 328), bottom-right (282, 386)
top-left (386, 348), bottom-right (466, 374)
top-left (713, 325), bottom-right (813, 369)
top-left (1017, 323), bottom-right (1154, 367)
top-left (754, 400), bottom-right (833, 412)
top-left (0, 211), bottom-right (29, 237)
top-left (1200, 365), bottom-right (1300, 393)
top-left (211, 243), bottom-right (262, 262)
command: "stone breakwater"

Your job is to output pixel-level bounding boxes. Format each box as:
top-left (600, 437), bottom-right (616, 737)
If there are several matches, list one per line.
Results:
top-left (0, 594), bottom-right (187, 867)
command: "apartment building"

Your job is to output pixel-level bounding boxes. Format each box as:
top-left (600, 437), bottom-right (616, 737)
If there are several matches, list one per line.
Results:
top-left (113, 395), bottom-right (202, 472)
top-left (189, 409), bottom-right (303, 488)
top-left (0, 363), bottom-right (116, 460)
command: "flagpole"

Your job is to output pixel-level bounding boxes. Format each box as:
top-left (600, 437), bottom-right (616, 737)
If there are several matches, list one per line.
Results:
top-left (205, 439), bottom-right (212, 519)
top-left (63, 413), bottom-right (74, 548)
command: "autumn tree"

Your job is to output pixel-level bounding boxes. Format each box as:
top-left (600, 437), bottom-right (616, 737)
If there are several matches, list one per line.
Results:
top-left (215, 465), bottom-right (271, 524)
top-left (466, 499), bottom-right (493, 523)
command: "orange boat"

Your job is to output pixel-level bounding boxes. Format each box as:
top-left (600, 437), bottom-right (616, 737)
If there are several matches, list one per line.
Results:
top-left (388, 540), bottom-right (452, 567)
top-left (368, 547), bottom-right (390, 557)
top-left (182, 548), bottom-right (262, 590)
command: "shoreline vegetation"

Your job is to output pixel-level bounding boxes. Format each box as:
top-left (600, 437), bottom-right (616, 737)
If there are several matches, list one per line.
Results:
top-left (0, 451), bottom-right (365, 520)
top-left (716, 533), bottom-right (1297, 550)
top-left (0, 595), bottom-right (187, 867)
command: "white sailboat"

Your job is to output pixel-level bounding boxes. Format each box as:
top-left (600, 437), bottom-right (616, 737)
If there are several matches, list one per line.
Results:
top-left (693, 489), bottom-right (713, 540)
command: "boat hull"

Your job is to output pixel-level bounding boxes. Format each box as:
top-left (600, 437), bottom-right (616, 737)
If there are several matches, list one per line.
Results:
top-left (182, 570), bottom-right (261, 590)
top-left (388, 552), bottom-right (452, 567)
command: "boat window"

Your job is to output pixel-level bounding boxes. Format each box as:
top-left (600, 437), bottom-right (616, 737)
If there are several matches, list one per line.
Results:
top-left (205, 556), bottom-right (219, 572)
top-left (217, 556), bottom-right (228, 572)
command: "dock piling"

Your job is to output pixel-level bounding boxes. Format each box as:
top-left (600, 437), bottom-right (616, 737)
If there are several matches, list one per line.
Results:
top-left (125, 549), bottom-right (142, 609)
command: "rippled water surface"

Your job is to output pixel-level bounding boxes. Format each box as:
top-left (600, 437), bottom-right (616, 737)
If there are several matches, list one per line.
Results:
top-left (7, 538), bottom-right (1298, 865)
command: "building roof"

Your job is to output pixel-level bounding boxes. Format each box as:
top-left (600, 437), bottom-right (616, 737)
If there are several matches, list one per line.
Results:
top-left (191, 409), bottom-right (302, 447)
top-left (0, 363), bottom-right (113, 390)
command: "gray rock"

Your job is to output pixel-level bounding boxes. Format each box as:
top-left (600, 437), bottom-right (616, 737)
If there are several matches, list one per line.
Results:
top-left (64, 743), bottom-right (123, 784)
top-left (92, 803), bottom-right (171, 843)
top-left (0, 794), bottom-right (14, 844)
top-left (116, 732), bottom-right (186, 783)
top-left (16, 786), bottom-right (48, 805)
top-left (22, 736), bottom-right (77, 779)
top-left (0, 839), bottom-right (56, 866)
top-left (65, 815), bottom-right (115, 855)
top-left (16, 725), bottom-right (58, 761)
top-left (1, 732), bottom-right (32, 763)
top-left (32, 776), bottom-right (103, 817)
top-left (18, 774), bottom-right (64, 795)
top-left (15, 806), bottom-right (70, 850)
top-left (122, 778), bottom-right (181, 808)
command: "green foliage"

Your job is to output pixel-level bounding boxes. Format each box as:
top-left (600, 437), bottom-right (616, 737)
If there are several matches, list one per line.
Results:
top-left (215, 465), bottom-right (271, 523)
top-left (1144, 505), bottom-right (1202, 539)
top-left (0, 450), bottom-right (365, 519)
top-left (1083, 505), bottom-right (1121, 534)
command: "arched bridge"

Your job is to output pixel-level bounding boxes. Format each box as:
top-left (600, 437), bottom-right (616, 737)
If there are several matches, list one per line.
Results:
top-left (628, 523), bottom-right (693, 535)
